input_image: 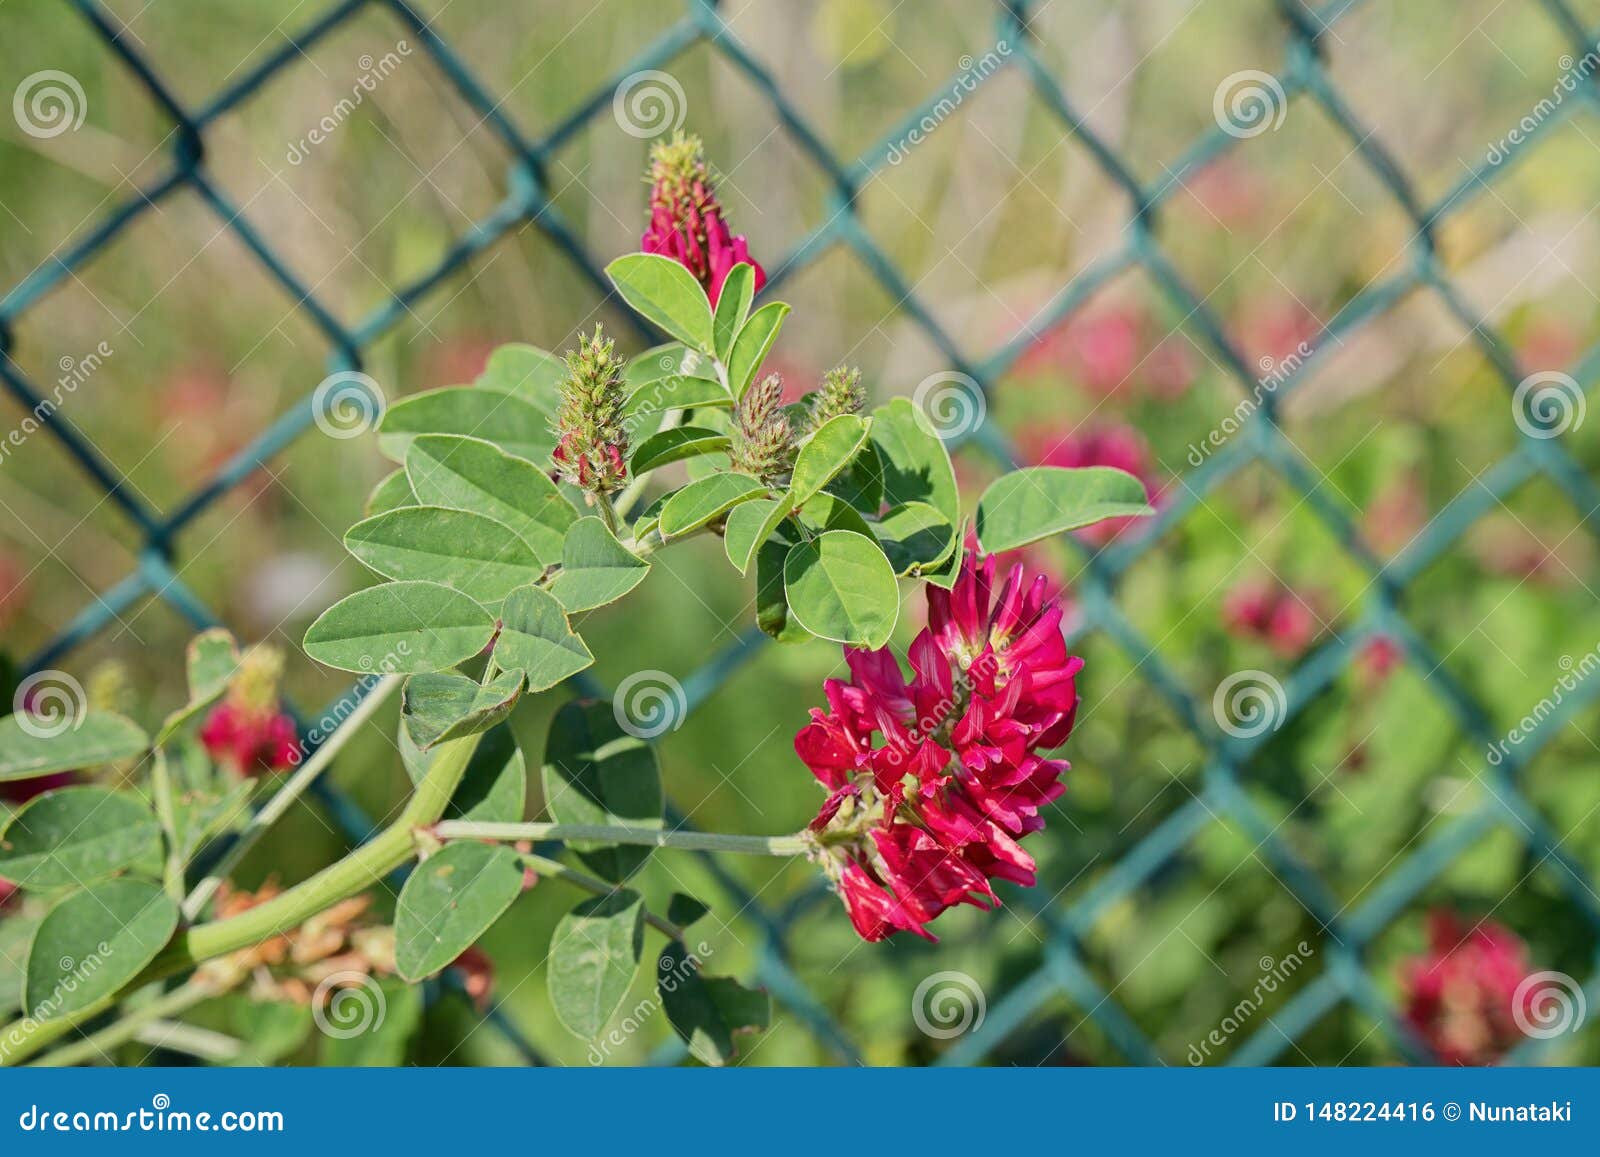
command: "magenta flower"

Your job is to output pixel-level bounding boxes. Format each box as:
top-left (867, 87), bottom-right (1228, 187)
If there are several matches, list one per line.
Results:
top-left (200, 700), bottom-right (300, 777)
top-left (641, 134), bottom-right (766, 306)
top-left (1401, 910), bottom-right (1536, 1066)
top-left (795, 552), bottom-right (1081, 941)
top-left (0, 877), bottom-right (14, 908)
top-left (1222, 577), bottom-right (1321, 659)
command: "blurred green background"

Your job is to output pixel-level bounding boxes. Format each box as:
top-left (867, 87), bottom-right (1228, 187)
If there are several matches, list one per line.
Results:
top-left (2, 0), bottom-right (1599, 1065)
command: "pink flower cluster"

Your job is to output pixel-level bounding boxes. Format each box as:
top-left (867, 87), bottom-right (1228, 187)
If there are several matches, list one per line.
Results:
top-left (795, 553), bottom-right (1081, 941)
top-left (200, 700), bottom-right (299, 777)
top-left (641, 134), bottom-right (765, 307)
top-left (1400, 910), bottom-right (1536, 1066)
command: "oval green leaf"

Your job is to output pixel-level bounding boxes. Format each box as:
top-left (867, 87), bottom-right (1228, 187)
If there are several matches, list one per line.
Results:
top-left (871, 501), bottom-right (957, 576)
top-left (405, 434), bottom-right (576, 563)
top-left (549, 891), bottom-right (645, 1040)
top-left (365, 469), bottom-right (418, 517)
top-left (541, 700), bottom-right (663, 882)
top-left (790, 414), bottom-right (870, 508)
top-left (0, 786), bottom-right (163, 890)
top-left (975, 465), bottom-right (1153, 553)
top-left (401, 669), bottom-right (525, 750)
top-left (606, 253), bottom-right (715, 351)
top-left (658, 940), bottom-right (770, 1066)
top-left (783, 530), bottom-right (899, 648)
top-left (658, 473), bottom-right (768, 539)
top-left (869, 397), bottom-right (959, 524)
top-left (727, 301), bottom-right (790, 399)
top-left (303, 581), bottom-right (495, 674)
top-left (378, 386), bottom-right (554, 466)
top-left (630, 426), bottom-right (732, 476)
top-left (345, 506), bottom-right (545, 606)
top-left (547, 518), bottom-right (650, 613)
top-left (0, 712), bottom-right (149, 784)
top-left (24, 878), bottom-right (178, 1019)
top-left (401, 721), bottom-right (525, 825)
top-left (712, 263), bottom-right (755, 362)
top-left (724, 497), bottom-right (792, 575)
top-left (493, 585), bottom-right (594, 692)
top-left (395, 840), bottom-right (525, 982)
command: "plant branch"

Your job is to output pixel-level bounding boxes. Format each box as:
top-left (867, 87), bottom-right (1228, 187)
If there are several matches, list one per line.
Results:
top-left (183, 674), bottom-right (402, 921)
top-left (435, 820), bottom-right (808, 857)
top-left (30, 981), bottom-right (222, 1068)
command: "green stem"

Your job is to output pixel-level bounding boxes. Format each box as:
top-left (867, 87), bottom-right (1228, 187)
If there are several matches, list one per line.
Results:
top-left (31, 981), bottom-right (221, 1068)
top-left (183, 673), bottom-right (402, 921)
top-left (132, 1020), bottom-right (242, 1064)
top-left (0, 727), bottom-right (486, 1067)
top-left (519, 853), bottom-right (684, 940)
top-left (149, 750), bottom-right (185, 902)
top-left (435, 820), bottom-right (809, 857)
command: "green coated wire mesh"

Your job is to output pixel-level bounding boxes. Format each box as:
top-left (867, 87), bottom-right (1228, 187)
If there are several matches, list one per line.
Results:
top-left (3, 0), bottom-right (1599, 1066)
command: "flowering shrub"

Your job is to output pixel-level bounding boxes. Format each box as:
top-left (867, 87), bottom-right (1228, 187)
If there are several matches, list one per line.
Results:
top-left (0, 136), bottom-right (1148, 1067)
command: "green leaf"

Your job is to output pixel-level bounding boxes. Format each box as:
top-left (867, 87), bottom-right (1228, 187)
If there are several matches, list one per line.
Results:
top-left (826, 439), bottom-right (884, 515)
top-left (0, 913), bottom-right (39, 1018)
top-left (24, 878), bottom-right (178, 1020)
top-left (405, 434), bottom-right (577, 563)
top-left (319, 977), bottom-right (423, 1066)
top-left (623, 344), bottom-right (729, 418)
top-left (474, 343), bottom-right (567, 405)
top-left (630, 426), bottom-right (732, 475)
top-left (755, 535), bottom-right (809, 643)
top-left (379, 386), bottom-right (554, 466)
top-left (713, 264), bottom-right (755, 361)
top-left (345, 506), bottom-right (546, 607)
top-left (796, 491), bottom-right (874, 539)
top-left (493, 585), bottom-right (594, 692)
top-left (667, 893), bottom-right (711, 929)
top-left (156, 630), bottom-right (241, 745)
top-left (870, 397), bottom-right (960, 524)
top-left (548, 891), bottom-right (645, 1039)
top-left (658, 940), bottom-right (770, 1066)
top-left (784, 530), bottom-right (899, 647)
top-left (975, 465), bottom-right (1152, 552)
top-left (922, 519), bottom-right (968, 590)
top-left (395, 840), bottom-right (524, 981)
top-left (723, 497), bottom-right (792, 575)
top-left (401, 669), bottom-right (525, 750)
top-left (727, 301), bottom-right (789, 398)
top-left (659, 473), bottom-right (768, 539)
top-left (789, 414), bottom-right (870, 507)
top-left (0, 787), bottom-right (163, 890)
top-left (303, 581), bottom-right (496, 675)
top-left (364, 470), bottom-right (418, 517)
top-left (541, 700), bottom-right (662, 882)
top-left (401, 721), bottom-right (526, 824)
top-left (871, 501), bottom-right (958, 576)
top-left (606, 254), bottom-right (715, 351)
top-left (0, 712), bottom-right (149, 783)
top-left (547, 518), bottom-right (651, 613)
top-left (223, 997), bottom-right (312, 1065)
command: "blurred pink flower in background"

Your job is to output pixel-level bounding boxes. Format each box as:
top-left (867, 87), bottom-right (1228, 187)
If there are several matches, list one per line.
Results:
top-left (1400, 910), bottom-right (1536, 1066)
top-left (422, 333), bottom-right (498, 388)
top-left (1364, 473), bottom-right (1428, 557)
top-left (1516, 318), bottom-right (1582, 374)
top-left (0, 551), bottom-right (28, 631)
top-left (1357, 634), bottom-right (1403, 690)
top-left (1222, 577), bottom-right (1323, 658)
top-left (1235, 298), bottom-right (1322, 368)
top-left (1017, 302), bottom-right (1194, 399)
top-left (1177, 155), bottom-right (1268, 227)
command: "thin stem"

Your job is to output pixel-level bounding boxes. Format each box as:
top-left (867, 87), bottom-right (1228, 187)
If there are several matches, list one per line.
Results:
top-left (183, 674), bottom-right (402, 921)
top-left (133, 1020), bottom-right (242, 1064)
top-left (435, 820), bottom-right (809, 857)
top-left (615, 407), bottom-right (687, 518)
top-left (149, 750), bottom-right (185, 902)
top-left (519, 852), bottom-right (684, 940)
top-left (31, 982), bottom-right (221, 1068)
top-left (595, 491), bottom-right (623, 536)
